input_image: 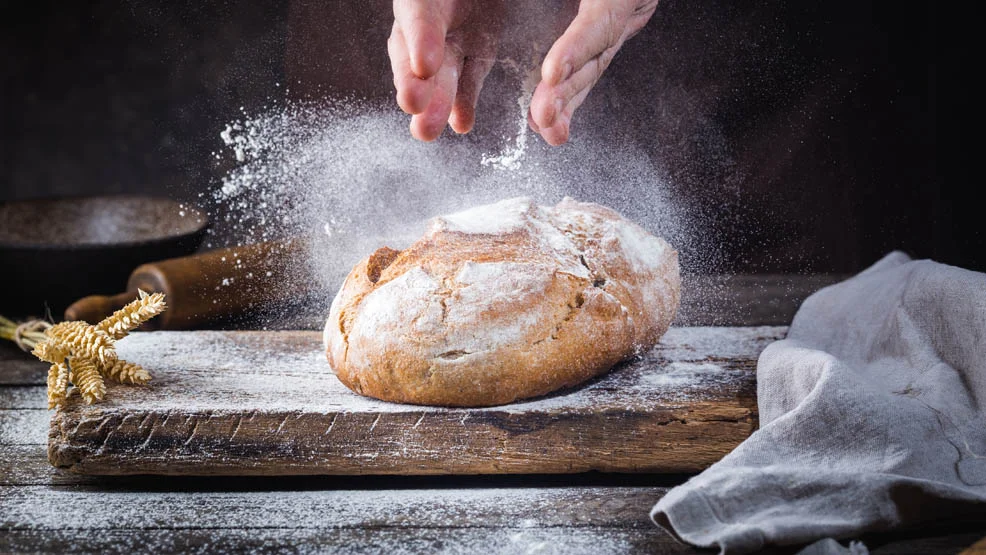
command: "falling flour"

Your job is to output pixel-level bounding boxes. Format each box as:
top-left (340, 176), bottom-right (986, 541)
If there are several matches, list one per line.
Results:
top-left (480, 58), bottom-right (542, 171)
top-left (203, 94), bottom-right (697, 328)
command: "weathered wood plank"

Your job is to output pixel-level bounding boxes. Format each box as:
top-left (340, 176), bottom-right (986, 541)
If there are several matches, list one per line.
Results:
top-left (48, 326), bottom-right (783, 476)
top-left (0, 342), bottom-right (47, 386)
top-left (0, 484), bottom-right (666, 529)
top-left (1, 445), bottom-right (980, 555)
top-left (0, 433), bottom-right (696, 489)
top-left (0, 483), bottom-right (980, 554)
top-left (2, 527), bottom-right (981, 555)
top-left (0, 386), bottom-right (46, 409)
top-left (1, 444), bottom-right (698, 489)
top-left (0, 446), bottom-right (98, 486)
top-left (0, 527), bottom-right (696, 555)
top-left (0, 410), bottom-right (48, 445)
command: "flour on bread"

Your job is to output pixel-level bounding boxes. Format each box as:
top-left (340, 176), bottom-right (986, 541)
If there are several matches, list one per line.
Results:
top-left (430, 196), bottom-right (533, 235)
top-left (324, 196), bottom-right (681, 407)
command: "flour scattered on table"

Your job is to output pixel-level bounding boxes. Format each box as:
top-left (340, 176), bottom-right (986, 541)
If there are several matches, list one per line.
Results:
top-left (104, 326), bottom-right (780, 413)
top-left (641, 362), bottom-right (724, 387)
top-left (4, 485), bottom-right (642, 555)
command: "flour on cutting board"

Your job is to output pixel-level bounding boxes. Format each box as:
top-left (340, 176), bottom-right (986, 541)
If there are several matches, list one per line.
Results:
top-left (49, 327), bottom-right (780, 476)
top-left (638, 362), bottom-right (725, 387)
top-left (100, 326), bottom-right (782, 414)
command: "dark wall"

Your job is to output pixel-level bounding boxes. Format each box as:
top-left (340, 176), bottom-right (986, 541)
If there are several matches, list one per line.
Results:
top-left (1, 0), bottom-right (288, 204)
top-left (607, 1), bottom-right (947, 274)
top-left (2, 1), bottom-right (965, 274)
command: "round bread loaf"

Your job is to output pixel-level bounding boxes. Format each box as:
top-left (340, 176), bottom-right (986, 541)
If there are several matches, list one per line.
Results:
top-left (323, 196), bottom-right (680, 407)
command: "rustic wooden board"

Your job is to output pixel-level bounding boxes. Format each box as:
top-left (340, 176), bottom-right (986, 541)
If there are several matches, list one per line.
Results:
top-left (2, 517), bottom-right (981, 555)
top-left (47, 326), bottom-right (784, 476)
top-left (1, 410), bottom-right (48, 446)
top-left (0, 474), bottom-right (684, 554)
top-left (2, 445), bottom-right (983, 555)
top-left (0, 528), bottom-right (697, 555)
top-left (0, 342), bottom-right (48, 386)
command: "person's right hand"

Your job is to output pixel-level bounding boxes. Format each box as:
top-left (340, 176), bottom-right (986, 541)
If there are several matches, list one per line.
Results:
top-left (388, 0), bottom-right (504, 142)
top-left (528, 0), bottom-right (660, 145)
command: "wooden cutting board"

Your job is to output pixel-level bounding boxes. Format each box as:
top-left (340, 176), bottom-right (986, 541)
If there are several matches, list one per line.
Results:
top-left (48, 326), bottom-right (784, 476)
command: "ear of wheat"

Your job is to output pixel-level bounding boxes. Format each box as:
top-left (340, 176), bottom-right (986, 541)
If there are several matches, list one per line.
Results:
top-left (1, 289), bottom-right (167, 408)
top-left (46, 321), bottom-right (118, 366)
top-left (97, 289), bottom-right (167, 340)
top-left (68, 356), bottom-right (105, 405)
top-left (46, 362), bottom-right (69, 409)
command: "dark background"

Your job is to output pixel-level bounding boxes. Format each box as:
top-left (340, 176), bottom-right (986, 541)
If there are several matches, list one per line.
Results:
top-left (1, 0), bottom-right (964, 275)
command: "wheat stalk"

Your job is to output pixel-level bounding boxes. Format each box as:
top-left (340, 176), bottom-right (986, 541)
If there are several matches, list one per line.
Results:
top-left (68, 356), bottom-right (105, 405)
top-left (97, 289), bottom-right (167, 340)
top-left (46, 362), bottom-right (69, 409)
top-left (103, 359), bottom-right (152, 385)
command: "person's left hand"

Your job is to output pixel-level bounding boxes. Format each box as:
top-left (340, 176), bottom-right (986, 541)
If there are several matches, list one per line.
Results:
top-left (528, 0), bottom-right (660, 145)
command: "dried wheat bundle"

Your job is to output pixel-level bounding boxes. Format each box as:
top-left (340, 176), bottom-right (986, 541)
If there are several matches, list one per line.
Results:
top-left (33, 340), bottom-right (69, 364)
top-left (46, 321), bottom-right (117, 366)
top-left (2, 290), bottom-right (168, 408)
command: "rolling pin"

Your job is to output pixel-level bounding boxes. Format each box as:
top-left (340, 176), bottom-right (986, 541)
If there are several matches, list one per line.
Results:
top-left (64, 237), bottom-right (322, 330)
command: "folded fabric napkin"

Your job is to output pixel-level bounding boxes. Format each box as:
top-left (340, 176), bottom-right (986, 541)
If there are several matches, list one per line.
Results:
top-left (652, 251), bottom-right (986, 554)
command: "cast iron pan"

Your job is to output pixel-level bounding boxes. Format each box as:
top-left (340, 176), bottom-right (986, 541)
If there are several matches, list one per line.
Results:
top-left (0, 195), bottom-right (209, 319)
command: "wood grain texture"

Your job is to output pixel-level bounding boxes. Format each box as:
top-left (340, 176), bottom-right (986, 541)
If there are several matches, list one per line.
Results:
top-left (1, 446), bottom-right (97, 486)
top-left (0, 478), bottom-right (685, 554)
top-left (1, 484), bottom-right (666, 529)
top-left (2, 509), bottom-right (981, 555)
top-left (2, 441), bottom-right (696, 488)
top-left (0, 528), bottom-right (699, 555)
top-left (2, 442), bottom-right (982, 555)
top-left (0, 386), bottom-right (45, 409)
top-left (0, 342), bottom-right (47, 385)
top-left (1, 410), bottom-right (48, 445)
top-left (47, 326), bottom-right (784, 476)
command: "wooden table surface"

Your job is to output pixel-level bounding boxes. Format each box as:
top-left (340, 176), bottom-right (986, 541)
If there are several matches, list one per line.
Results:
top-left (2, 275), bottom-right (984, 554)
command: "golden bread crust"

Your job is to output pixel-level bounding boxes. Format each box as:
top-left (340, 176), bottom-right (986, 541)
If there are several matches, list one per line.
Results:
top-left (324, 197), bottom-right (680, 407)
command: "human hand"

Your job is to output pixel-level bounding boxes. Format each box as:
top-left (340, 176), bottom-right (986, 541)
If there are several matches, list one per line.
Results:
top-left (528, 0), bottom-right (660, 145)
top-left (388, 0), bottom-right (504, 141)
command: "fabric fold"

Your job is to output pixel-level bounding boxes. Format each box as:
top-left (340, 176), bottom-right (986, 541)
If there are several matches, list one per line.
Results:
top-left (652, 251), bottom-right (986, 554)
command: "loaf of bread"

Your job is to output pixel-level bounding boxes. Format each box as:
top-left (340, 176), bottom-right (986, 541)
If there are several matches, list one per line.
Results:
top-left (323, 196), bottom-right (680, 407)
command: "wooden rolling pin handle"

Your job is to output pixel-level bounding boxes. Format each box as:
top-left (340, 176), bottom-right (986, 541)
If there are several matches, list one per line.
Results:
top-left (64, 291), bottom-right (149, 327)
top-left (62, 238), bottom-right (314, 330)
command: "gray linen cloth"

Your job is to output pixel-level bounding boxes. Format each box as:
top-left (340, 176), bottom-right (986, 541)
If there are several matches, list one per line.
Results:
top-left (651, 251), bottom-right (986, 554)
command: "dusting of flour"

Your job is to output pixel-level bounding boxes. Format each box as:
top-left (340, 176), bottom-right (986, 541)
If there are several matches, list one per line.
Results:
top-left (432, 197), bottom-right (532, 235)
top-left (108, 326), bottom-right (782, 413)
top-left (480, 59), bottom-right (542, 171)
top-left (333, 196), bottom-right (678, 368)
top-left (204, 98), bottom-right (695, 329)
